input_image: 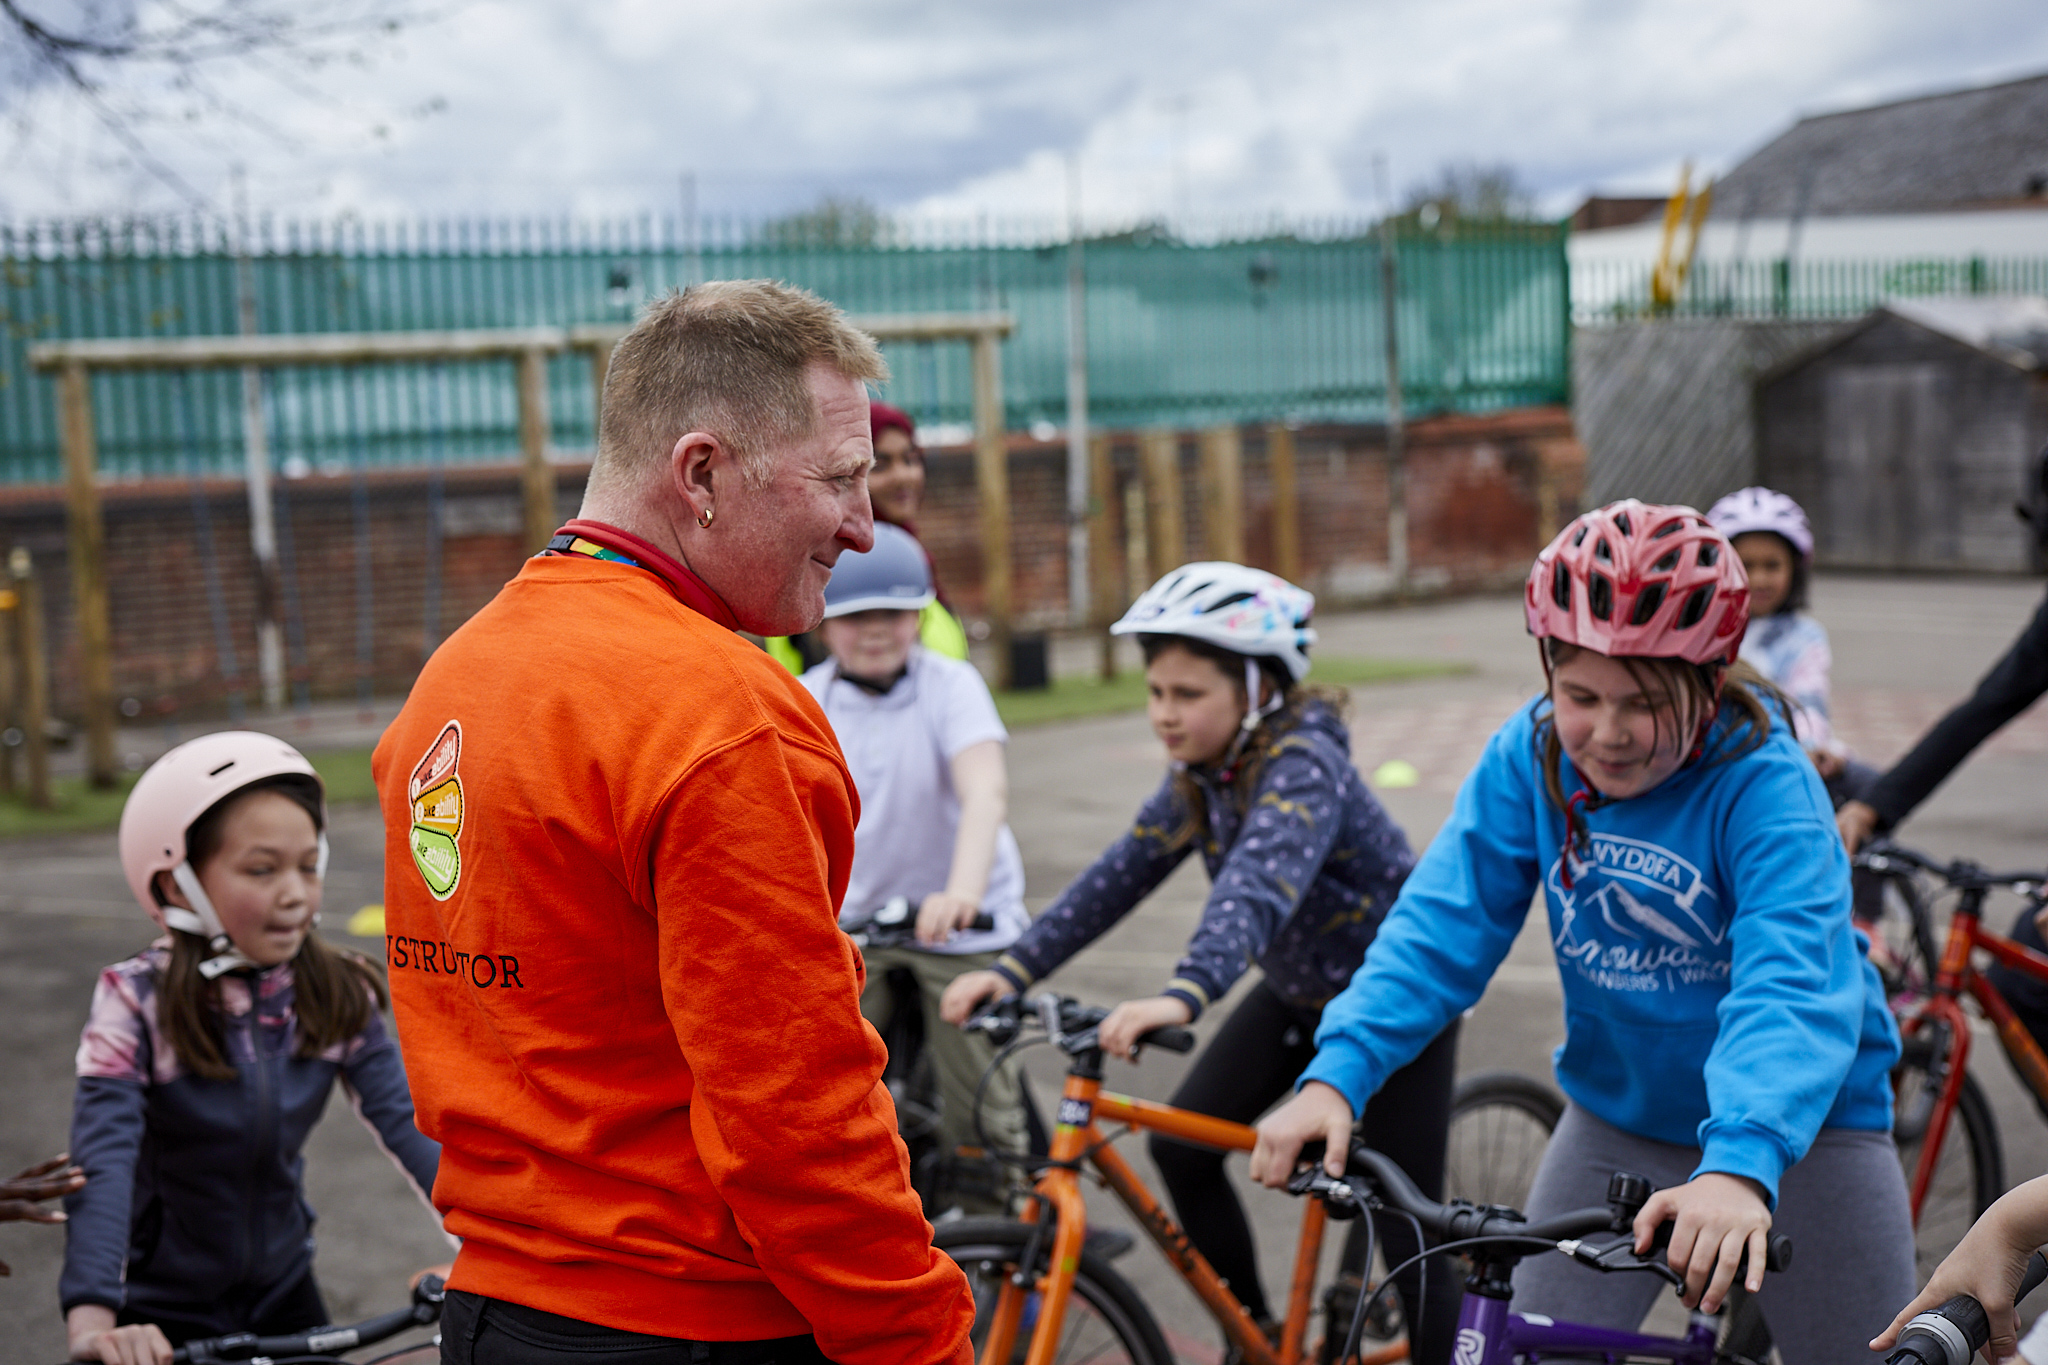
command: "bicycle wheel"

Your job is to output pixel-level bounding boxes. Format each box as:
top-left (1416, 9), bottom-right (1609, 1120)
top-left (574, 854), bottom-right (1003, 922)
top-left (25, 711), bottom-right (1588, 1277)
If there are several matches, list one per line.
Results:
top-left (934, 1217), bottom-right (1172, 1365)
top-left (1445, 1071), bottom-right (1562, 1212)
top-left (1894, 1032), bottom-right (2006, 1285)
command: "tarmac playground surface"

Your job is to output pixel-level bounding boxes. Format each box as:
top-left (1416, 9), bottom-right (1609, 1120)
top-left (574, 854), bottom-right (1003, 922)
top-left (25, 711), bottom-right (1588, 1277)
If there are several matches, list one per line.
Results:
top-left (5, 571), bottom-right (2048, 1361)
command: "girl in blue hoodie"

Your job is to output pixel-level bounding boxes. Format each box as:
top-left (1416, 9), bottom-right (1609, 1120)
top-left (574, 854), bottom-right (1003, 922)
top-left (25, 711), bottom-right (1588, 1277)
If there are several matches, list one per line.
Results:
top-left (942, 563), bottom-right (1459, 1362)
top-left (1251, 501), bottom-right (1912, 1364)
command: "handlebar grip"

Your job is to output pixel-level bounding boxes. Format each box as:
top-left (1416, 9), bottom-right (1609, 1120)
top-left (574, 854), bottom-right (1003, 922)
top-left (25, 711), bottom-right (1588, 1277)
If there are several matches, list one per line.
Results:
top-left (1888, 1251), bottom-right (2048, 1365)
top-left (1141, 1025), bottom-right (1196, 1054)
top-left (969, 912), bottom-right (995, 932)
top-left (1645, 1219), bottom-right (1793, 1273)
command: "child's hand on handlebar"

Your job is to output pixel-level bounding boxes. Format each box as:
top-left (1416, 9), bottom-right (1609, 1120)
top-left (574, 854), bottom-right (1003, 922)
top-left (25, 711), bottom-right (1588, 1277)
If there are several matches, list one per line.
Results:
top-left (1871, 1174), bottom-right (2048, 1359)
top-left (916, 892), bottom-right (983, 945)
top-left (65, 1305), bottom-right (171, 1365)
top-left (939, 970), bottom-right (1010, 1027)
top-left (1097, 996), bottom-right (1192, 1061)
top-left (1633, 1171), bottom-right (1771, 1313)
top-left (1249, 1081), bottom-right (1357, 1187)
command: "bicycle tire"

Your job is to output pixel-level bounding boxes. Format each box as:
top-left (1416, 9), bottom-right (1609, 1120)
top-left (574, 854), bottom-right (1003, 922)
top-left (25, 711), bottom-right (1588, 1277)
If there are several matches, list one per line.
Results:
top-left (1446, 1071), bottom-right (1563, 1212)
top-left (934, 1217), bottom-right (1173, 1365)
top-left (1895, 1031), bottom-right (2006, 1286)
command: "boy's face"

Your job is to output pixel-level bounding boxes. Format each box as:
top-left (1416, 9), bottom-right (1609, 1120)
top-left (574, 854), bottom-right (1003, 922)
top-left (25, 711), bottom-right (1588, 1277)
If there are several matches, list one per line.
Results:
top-left (821, 608), bottom-right (922, 681)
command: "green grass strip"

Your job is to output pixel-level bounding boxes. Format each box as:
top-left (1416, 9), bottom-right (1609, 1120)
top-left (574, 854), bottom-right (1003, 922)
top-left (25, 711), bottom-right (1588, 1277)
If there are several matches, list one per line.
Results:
top-left (993, 656), bottom-right (1468, 729)
top-left (0, 747), bottom-right (377, 841)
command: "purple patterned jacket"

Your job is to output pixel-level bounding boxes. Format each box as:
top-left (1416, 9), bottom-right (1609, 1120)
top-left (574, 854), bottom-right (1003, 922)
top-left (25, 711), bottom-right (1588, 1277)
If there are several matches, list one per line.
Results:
top-left (61, 943), bottom-right (441, 1320)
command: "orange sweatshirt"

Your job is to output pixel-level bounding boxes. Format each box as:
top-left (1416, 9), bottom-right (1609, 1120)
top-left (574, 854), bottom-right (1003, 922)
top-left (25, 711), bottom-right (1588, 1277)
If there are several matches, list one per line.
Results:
top-left (372, 536), bottom-right (972, 1365)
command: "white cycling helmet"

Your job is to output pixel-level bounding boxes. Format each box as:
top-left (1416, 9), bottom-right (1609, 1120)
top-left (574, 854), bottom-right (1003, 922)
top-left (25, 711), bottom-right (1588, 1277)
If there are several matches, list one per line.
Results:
top-left (1113, 562), bottom-right (1317, 680)
top-left (1706, 487), bottom-right (1813, 560)
top-left (118, 731), bottom-right (328, 978)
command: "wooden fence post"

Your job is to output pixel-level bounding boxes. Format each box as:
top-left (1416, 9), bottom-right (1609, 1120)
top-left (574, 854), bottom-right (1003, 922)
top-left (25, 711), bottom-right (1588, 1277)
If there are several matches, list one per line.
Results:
top-left (1140, 429), bottom-right (1185, 580)
top-left (587, 341), bottom-right (613, 442)
top-left (0, 577), bottom-right (16, 797)
top-left (518, 347), bottom-right (556, 553)
top-left (11, 549), bottom-right (52, 810)
top-left (971, 331), bottom-right (1012, 690)
top-left (1266, 423), bottom-right (1302, 584)
top-left (1200, 425), bottom-right (1245, 563)
top-left (56, 363), bottom-right (117, 789)
top-left (1088, 434), bottom-right (1119, 681)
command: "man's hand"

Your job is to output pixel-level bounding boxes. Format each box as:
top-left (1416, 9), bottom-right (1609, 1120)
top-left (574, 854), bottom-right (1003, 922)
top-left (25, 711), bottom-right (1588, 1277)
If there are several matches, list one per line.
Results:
top-left (939, 969), bottom-right (1010, 1027)
top-left (0, 1153), bottom-right (85, 1275)
top-left (66, 1306), bottom-right (171, 1365)
top-left (1096, 996), bottom-right (1192, 1062)
top-left (1632, 1172), bottom-right (1772, 1313)
top-left (1250, 1081), bottom-right (1356, 1188)
top-left (1872, 1174), bottom-right (2048, 1360)
top-left (410, 1260), bottom-right (456, 1290)
top-left (1838, 800), bottom-right (1879, 855)
top-left (916, 892), bottom-right (983, 946)
top-left (1811, 748), bottom-right (1846, 780)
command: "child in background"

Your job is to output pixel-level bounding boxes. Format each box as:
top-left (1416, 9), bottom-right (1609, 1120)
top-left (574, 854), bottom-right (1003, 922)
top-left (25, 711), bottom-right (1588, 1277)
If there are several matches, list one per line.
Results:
top-left (1705, 487), bottom-right (1877, 802)
top-left (801, 524), bottom-right (1030, 1216)
top-left (63, 733), bottom-right (443, 1365)
top-left (942, 563), bottom-right (1458, 1364)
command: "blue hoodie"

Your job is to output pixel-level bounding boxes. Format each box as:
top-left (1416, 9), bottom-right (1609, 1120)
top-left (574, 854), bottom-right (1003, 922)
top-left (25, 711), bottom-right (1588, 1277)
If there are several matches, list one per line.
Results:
top-left (993, 700), bottom-right (1414, 1019)
top-left (1302, 697), bottom-right (1898, 1204)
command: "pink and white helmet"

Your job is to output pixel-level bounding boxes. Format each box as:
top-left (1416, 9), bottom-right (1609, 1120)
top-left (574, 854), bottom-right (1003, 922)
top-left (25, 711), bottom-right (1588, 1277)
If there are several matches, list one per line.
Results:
top-left (118, 731), bottom-right (327, 976)
top-left (1706, 487), bottom-right (1814, 560)
top-left (1525, 500), bottom-right (1749, 667)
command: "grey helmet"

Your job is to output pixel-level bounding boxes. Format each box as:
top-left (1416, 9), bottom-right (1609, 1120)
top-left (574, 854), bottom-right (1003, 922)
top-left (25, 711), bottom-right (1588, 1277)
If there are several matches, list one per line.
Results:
top-left (822, 523), bottom-right (936, 618)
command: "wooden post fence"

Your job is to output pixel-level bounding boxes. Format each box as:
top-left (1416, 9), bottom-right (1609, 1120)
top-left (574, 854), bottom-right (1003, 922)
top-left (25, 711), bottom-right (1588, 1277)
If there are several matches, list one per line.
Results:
top-left (11, 548), bottom-right (52, 809)
top-left (1140, 429), bottom-right (1185, 580)
top-left (517, 347), bottom-right (556, 553)
top-left (1266, 423), bottom-right (1302, 584)
top-left (1200, 425), bottom-right (1245, 564)
top-left (1088, 434), bottom-right (1119, 681)
top-left (56, 363), bottom-right (117, 788)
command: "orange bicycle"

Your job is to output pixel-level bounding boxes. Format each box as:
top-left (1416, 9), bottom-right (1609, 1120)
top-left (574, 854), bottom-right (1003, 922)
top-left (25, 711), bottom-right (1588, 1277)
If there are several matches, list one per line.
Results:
top-left (941, 993), bottom-right (1428, 1365)
top-left (1855, 839), bottom-right (2046, 1281)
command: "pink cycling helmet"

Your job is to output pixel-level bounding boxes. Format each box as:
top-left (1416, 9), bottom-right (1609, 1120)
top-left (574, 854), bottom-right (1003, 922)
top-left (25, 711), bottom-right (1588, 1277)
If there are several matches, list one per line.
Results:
top-left (1525, 499), bottom-right (1749, 667)
top-left (1706, 486), bottom-right (1813, 560)
top-left (119, 731), bottom-right (327, 976)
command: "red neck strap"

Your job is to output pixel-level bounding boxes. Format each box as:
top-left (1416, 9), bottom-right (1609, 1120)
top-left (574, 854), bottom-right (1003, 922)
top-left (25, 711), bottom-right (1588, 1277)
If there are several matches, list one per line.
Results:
top-left (554, 519), bottom-right (740, 630)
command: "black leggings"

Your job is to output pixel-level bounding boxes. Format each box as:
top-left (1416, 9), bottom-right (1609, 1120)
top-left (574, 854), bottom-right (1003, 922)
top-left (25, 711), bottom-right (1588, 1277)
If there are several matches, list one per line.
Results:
top-left (119, 1269), bottom-right (327, 1347)
top-left (1147, 982), bottom-right (1461, 1365)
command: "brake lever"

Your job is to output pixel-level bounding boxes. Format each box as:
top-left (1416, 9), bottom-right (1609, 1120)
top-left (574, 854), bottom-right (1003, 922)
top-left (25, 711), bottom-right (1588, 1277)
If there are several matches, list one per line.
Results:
top-left (1556, 1236), bottom-right (1684, 1286)
top-left (1284, 1165), bottom-right (1369, 1220)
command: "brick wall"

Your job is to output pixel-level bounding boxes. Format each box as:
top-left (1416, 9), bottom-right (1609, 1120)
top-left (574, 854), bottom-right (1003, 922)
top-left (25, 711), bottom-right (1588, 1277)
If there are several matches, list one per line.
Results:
top-left (0, 406), bottom-right (1580, 720)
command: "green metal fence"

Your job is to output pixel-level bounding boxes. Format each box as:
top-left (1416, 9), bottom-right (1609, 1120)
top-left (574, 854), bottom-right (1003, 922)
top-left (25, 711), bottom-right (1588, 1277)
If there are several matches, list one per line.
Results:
top-left (1573, 253), bottom-right (2048, 324)
top-left (0, 217), bottom-right (1570, 484)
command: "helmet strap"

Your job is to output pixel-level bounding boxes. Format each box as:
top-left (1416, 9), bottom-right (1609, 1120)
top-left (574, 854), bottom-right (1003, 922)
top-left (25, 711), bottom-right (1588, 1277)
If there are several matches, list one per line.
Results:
top-left (1217, 658), bottom-right (1284, 780)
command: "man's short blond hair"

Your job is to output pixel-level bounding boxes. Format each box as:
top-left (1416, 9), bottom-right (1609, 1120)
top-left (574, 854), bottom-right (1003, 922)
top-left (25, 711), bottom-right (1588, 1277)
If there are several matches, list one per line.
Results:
top-left (594, 280), bottom-right (888, 491)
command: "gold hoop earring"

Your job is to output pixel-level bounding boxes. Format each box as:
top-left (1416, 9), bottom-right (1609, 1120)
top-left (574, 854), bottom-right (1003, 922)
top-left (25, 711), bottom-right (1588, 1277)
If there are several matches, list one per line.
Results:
top-left (697, 507), bottom-right (714, 529)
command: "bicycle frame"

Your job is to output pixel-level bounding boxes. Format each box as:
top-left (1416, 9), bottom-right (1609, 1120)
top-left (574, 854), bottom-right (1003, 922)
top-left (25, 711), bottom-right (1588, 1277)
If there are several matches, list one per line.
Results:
top-left (984, 1065), bottom-right (1368, 1365)
top-left (1472, 1299), bottom-right (1721, 1364)
top-left (1904, 887), bottom-right (2048, 1218)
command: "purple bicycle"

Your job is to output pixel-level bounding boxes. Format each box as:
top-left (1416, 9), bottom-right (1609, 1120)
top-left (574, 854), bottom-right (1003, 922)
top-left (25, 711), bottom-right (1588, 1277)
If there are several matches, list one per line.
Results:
top-left (1289, 1143), bottom-right (1789, 1365)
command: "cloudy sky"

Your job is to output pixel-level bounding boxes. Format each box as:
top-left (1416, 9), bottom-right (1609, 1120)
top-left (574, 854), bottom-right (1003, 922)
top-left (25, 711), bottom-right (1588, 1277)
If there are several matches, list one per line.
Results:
top-left (5, 0), bottom-right (2047, 227)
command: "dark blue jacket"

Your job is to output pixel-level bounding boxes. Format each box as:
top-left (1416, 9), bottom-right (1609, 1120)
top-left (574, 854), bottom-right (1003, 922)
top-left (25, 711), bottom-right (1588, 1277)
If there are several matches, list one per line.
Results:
top-left (62, 946), bottom-right (441, 1319)
top-left (993, 702), bottom-right (1414, 1017)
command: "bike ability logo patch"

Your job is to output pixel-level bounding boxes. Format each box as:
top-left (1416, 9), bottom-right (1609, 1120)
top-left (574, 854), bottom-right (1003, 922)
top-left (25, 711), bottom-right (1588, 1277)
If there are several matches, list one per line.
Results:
top-left (407, 721), bottom-right (465, 900)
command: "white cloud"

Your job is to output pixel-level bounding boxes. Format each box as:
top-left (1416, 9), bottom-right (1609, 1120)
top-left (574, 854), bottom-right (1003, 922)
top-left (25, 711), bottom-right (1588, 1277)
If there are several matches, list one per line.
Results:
top-left (0, 0), bottom-right (2043, 224)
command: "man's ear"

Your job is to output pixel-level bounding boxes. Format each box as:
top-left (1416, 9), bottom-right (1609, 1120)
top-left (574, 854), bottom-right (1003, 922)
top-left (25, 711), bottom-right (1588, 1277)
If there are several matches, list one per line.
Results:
top-left (670, 430), bottom-right (723, 519)
top-left (154, 869), bottom-right (191, 912)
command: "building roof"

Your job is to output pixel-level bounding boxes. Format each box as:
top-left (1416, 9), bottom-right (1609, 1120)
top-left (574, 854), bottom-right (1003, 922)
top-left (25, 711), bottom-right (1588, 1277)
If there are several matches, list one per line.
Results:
top-left (1885, 295), bottom-right (2048, 369)
top-left (1711, 72), bottom-right (2048, 218)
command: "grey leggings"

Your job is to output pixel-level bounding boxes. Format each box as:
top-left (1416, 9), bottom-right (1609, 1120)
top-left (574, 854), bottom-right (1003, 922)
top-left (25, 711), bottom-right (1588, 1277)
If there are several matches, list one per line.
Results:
top-left (1512, 1102), bottom-right (1915, 1365)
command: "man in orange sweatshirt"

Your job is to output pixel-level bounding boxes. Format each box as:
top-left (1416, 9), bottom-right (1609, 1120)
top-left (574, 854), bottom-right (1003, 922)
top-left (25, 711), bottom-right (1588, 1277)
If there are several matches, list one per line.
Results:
top-left (373, 280), bottom-right (974, 1365)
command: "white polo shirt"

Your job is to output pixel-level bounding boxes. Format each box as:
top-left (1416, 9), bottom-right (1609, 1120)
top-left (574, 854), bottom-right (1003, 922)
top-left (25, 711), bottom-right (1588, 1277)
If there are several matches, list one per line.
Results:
top-left (801, 648), bottom-right (1028, 956)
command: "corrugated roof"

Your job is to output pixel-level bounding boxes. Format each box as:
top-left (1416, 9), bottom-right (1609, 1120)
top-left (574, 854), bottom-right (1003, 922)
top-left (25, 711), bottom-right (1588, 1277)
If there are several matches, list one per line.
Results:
top-left (1884, 295), bottom-right (2048, 369)
top-left (1711, 72), bottom-right (2048, 218)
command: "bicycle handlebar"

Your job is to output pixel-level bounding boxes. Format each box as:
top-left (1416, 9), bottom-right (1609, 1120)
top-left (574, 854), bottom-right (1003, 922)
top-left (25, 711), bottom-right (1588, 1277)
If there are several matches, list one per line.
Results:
top-left (157, 1274), bottom-right (445, 1364)
top-left (840, 896), bottom-right (996, 947)
top-left (1856, 839), bottom-right (2047, 895)
top-left (1290, 1143), bottom-right (1791, 1277)
top-left (966, 992), bottom-right (1197, 1057)
top-left (1886, 1251), bottom-right (2048, 1365)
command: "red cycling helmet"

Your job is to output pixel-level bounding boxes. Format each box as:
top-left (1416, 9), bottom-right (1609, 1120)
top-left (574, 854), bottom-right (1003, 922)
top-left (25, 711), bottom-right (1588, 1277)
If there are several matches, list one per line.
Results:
top-left (1525, 499), bottom-right (1749, 666)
